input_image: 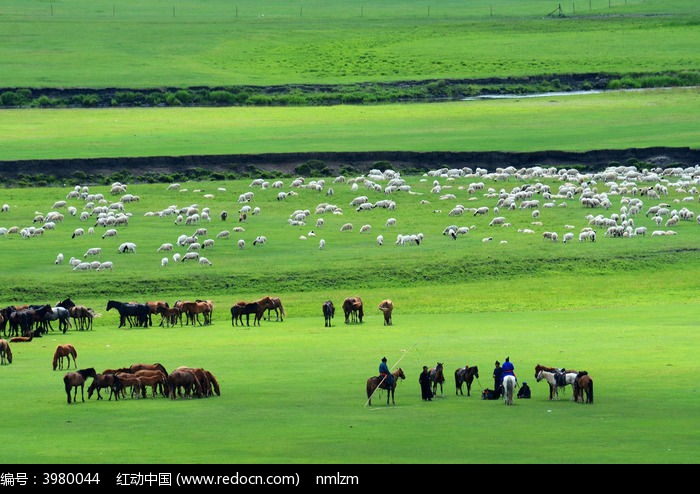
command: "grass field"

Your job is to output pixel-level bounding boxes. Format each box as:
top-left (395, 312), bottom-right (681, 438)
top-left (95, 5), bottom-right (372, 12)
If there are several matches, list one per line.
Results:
top-left (1, 0), bottom-right (699, 87)
top-left (1, 0), bottom-right (699, 469)
top-left (1, 169), bottom-right (699, 465)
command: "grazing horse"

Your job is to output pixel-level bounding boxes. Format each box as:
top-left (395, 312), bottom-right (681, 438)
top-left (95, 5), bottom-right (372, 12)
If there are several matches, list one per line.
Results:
top-left (322, 300), bottom-right (335, 327)
top-left (167, 369), bottom-right (203, 399)
top-left (503, 374), bottom-right (516, 405)
top-left (258, 296), bottom-right (285, 322)
top-left (88, 373), bottom-right (121, 400)
top-left (455, 365), bottom-right (479, 396)
top-left (53, 344), bottom-right (77, 370)
top-left (106, 300), bottom-right (150, 328)
top-left (377, 299), bottom-right (394, 326)
top-left (366, 368), bottom-right (406, 406)
top-left (342, 297), bottom-right (364, 324)
top-left (0, 339), bottom-right (12, 364)
top-left (573, 371), bottom-right (594, 404)
top-left (63, 368), bottom-right (97, 404)
top-left (429, 362), bottom-right (445, 398)
top-left (536, 369), bottom-right (578, 400)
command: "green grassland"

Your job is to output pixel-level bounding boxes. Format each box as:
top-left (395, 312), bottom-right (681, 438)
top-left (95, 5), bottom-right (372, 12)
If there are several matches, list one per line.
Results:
top-left (1, 87), bottom-right (698, 160)
top-left (1, 0), bottom-right (699, 468)
top-left (1, 170), bottom-right (699, 464)
top-left (1, 0), bottom-right (699, 88)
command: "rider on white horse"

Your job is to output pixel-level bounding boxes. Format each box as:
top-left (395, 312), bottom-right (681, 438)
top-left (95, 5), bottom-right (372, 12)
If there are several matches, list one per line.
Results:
top-left (502, 356), bottom-right (516, 385)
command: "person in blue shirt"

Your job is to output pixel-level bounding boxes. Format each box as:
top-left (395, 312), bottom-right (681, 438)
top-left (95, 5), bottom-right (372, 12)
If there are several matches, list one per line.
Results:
top-left (502, 356), bottom-right (515, 383)
top-left (379, 357), bottom-right (394, 387)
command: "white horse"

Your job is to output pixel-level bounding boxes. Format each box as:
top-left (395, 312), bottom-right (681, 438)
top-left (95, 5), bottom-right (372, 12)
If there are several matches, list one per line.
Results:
top-left (536, 369), bottom-right (578, 400)
top-left (503, 375), bottom-right (516, 405)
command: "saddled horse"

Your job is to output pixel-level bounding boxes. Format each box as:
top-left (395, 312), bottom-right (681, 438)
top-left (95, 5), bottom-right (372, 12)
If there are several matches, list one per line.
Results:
top-left (64, 367), bottom-right (97, 404)
top-left (53, 344), bottom-right (77, 370)
top-left (342, 296), bottom-right (364, 324)
top-left (0, 339), bottom-right (12, 365)
top-left (455, 365), bottom-right (479, 396)
top-left (258, 296), bottom-right (285, 322)
top-left (366, 368), bottom-right (406, 406)
top-left (534, 364), bottom-right (577, 400)
top-left (503, 374), bottom-right (516, 405)
top-left (536, 369), bottom-right (578, 400)
top-left (322, 300), bottom-right (335, 327)
top-left (106, 300), bottom-right (150, 328)
top-left (573, 371), bottom-right (594, 404)
top-left (429, 362), bottom-right (445, 398)
top-left (377, 299), bottom-right (394, 326)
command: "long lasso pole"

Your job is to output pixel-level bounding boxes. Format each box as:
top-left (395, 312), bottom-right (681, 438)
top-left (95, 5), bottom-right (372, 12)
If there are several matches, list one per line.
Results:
top-left (365, 347), bottom-right (413, 407)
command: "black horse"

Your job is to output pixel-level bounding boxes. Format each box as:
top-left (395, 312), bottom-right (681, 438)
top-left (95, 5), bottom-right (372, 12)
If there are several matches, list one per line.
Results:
top-left (322, 301), bottom-right (335, 327)
top-left (230, 302), bottom-right (261, 327)
top-left (106, 300), bottom-right (150, 328)
top-left (455, 365), bottom-right (479, 396)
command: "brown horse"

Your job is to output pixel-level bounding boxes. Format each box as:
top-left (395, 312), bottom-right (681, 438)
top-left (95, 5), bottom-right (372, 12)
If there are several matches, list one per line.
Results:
top-left (87, 373), bottom-right (121, 400)
top-left (258, 296), bottom-right (286, 322)
top-left (168, 369), bottom-right (203, 399)
top-left (146, 301), bottom-right (169, 326)
top-left (63, 368), bottom-right (97, 404)
top-left (343, 297), bottom-right (364, 324)
top-left (366, 368), bottom-right (406, 406)
top-left (429, 362), bottom-right (445, 398)
top-left (53, 344), bottom-right (77, 370)
top-left (230, 301), bottom-right (262, 327)
top-left (0, 339), bottom-right (12, 365)
top-left (573, 371), bottom-right (594, 404)
top-left (378, 299), bottom-right (394, 326)
top-left (176, 300), bottom-right (213, 326)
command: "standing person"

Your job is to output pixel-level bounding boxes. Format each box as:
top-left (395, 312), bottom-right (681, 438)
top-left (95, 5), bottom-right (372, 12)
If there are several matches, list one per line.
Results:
top-left (502, 356), bottom-right (515, 383)
top-left (419, 365), bottom-right (432, 401)
top-left (379, 356), bottom-right (394, 388)
top-left (492, 360), bottom-right (503, 398)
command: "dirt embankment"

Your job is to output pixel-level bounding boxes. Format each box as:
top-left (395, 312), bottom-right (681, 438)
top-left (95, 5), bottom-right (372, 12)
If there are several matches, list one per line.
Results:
top-left (0, 148), bottom-right (697, 182)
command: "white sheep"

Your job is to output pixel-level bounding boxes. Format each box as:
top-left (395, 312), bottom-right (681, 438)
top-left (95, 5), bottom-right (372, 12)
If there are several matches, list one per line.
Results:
top-left (173, 253), bottom-right (182, 263)
top-left (319, 239), bottom-right (326, 249)
top-left (202, 239), bottom-right (215, 249)
top-left (117, 242), bottom-right (136, 253)
top-left (199, 257), bottom-right (212, 266)
top-left (360, 224), bottom-right (372, 233)
top-left (161, 257), bottom-right (169, 268)
top-left (72, 228), bottom-right (85, 239)
top-left (55, 253), bottom-right (64, 265)
top-left (102, 228), bottom-right (118, 239)
top-left (181, 252), bottom-right (200, 262)
top-left (84, 247), bottom-right (102, 258)
top-left (562, 232), bottom-right (575, 243)
top-left (340, 223), bottom-right (353, 232)
top-left (157, 243), bottom-right (174, 252)
top-left (237, 239), bottom-right (245, 249)
top-left (97, 261), bottom-right (113, 271)
top-left (377, 234), bottom-right (384, 246)
top-left (253, 235), bottom-right (267, 246)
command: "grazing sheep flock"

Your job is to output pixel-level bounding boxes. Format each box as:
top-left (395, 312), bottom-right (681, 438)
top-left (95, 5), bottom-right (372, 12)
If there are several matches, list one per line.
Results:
top-left (0, 167), bottom-right (697, 278)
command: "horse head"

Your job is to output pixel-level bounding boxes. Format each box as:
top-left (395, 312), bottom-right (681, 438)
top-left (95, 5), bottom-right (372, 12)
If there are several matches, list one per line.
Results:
top-left (396, 368), bottom-right (406, 380)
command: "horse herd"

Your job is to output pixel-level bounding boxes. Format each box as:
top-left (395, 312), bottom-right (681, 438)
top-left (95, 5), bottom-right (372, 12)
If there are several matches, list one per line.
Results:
top-left (58, 353), bottom-right (220, 404)
top-left (366, 362), bottom-right (593, 406)
top-left (0, 298), bottom-right (94, 339)
top-left (1, 296), bottom-right (395, 337)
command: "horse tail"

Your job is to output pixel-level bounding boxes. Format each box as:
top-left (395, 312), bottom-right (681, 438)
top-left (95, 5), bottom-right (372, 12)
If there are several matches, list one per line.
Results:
top-left (5, 345), bottom-right (11, 364)
top-left (279, 300), bottom-right (286, 317)
top-left (207, 372), bottom-right (221, 396)
top-left (588, 380), bottom-right (594, 404)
